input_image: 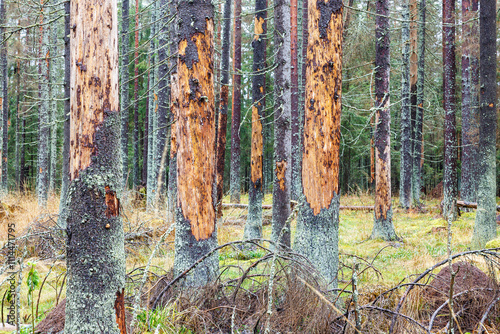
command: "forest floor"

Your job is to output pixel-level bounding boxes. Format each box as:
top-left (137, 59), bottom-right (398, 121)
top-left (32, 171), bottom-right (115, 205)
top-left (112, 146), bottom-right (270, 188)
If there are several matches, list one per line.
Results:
top-left (1, 191), bottom-right (499, 333)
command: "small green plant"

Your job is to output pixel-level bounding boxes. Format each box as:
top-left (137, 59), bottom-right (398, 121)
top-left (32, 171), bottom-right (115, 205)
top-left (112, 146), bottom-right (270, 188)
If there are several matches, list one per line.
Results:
top-left (26, 262), bottom-right (39, 334)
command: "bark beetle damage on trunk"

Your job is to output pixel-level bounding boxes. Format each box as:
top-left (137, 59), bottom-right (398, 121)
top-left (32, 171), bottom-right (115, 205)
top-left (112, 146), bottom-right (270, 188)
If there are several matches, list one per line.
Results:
top-left (254, 16), bottom-right (265, 40)
top-left (170, 73), bottom-right (178, 158)
top-left (114, 289), bottom-right (127, 334)
top-left (176, 0), bottom-right (216, 241)
top-left (276, 160), bottom-right (287, 191)
top-left (374, 105), bottom-right (391, 220)
top-left (302, 0), bottom-right (342, 216)
top-left (105, 185), bottom-right (120, 218)
top-left (251, 106), bottom-right (263, 186)
top-left (70, 0), bottom-right (118, 181)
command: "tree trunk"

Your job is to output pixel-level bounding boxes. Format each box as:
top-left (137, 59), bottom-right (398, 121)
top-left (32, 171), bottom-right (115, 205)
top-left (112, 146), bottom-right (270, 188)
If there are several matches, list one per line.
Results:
top-left (57, 0), bottom-right (71, 229)
top-left (399, 0), bottom-right (412, 209)
top-left (442, 0), bottom-right (458, 221)
top-left (412, 0), bottom-right (425, 206)
top-left (215, 0), bottom-right (231, 218)
top-left (15, 59), bottom-right (20, 191)
top-left (132, 0), bottom-right (140, 188)
top-left (0, 0), bottom-right (5, 195)
top-left (471, 0), bottom-right (496, 248)
top-left (244, 0), bottom-right (267, 240)
top-left (38, 7), bottom-right (50, 207)
top-left (173, 0), bottom-right (218, 285)
top-left (460, 0), bottom-right (479, 203)
top-left (65, 0), bottom-right (126, 331)
top-left (120, 0), bottom-right (131, 189)
top-left (229, 0), bottom-right (242, 204)
top-left (409, 0), bottom-right (418, 205)
top-left (0, 0), bottom-right (6, 193)
top-left (290, 0), bottom-right (300, 202)
top-left (294, 0), bottom-right (342, 288)
top-left (49, 15), bottom-right (59, 195)
top-left (143, 77), bottom-right (149, 186)
top-left (371, 0), bottom-right (398, 240)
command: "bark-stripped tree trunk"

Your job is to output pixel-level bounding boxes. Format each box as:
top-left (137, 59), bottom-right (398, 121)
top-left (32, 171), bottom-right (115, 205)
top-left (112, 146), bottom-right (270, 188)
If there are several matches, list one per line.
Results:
top-left (294, 0), bottom-right (342, 287)
top-left (460, 0), bottom-right (479, 203)
top-left (442, 0), bottom-right (457, 221)
top-left (155, 0), bottom-right (169, 206)
top-left (290, 0), bottom-right (300, 202)
top-left (173, 0), bottom-right (218, 285)
top-left (215, 0), bottom-right (231, 218)
top-left (57, 0), bottom-right (71, 229)
top-left (132, 0), bottom-right (140, 187)
top-left (271, 0), bottom-right (292, 248)
top-left (65, 0), bottom-right (126, 331)
top-left (399, 0), bottom-right (412, 209)
top-left (15, 59), bottom-right (20, 191)
top-left (471, 0), bottom-right (496, 248)
top-left (167, 0), bottom-right (178, 222)
top-left (38, 7), bottom-right (50, 207)
top-left (412, 0), bottom-right (425, 206)
top-left (229, 0), bottom-right (242, 204)
top-left (371, 0), bottom-right (398, 240)
top-left (120, 0), bottom-right (131, 189)
top-left (244, 0), bottom-right (267, 240)
top-left (49, 17), bottom-right (59, 194)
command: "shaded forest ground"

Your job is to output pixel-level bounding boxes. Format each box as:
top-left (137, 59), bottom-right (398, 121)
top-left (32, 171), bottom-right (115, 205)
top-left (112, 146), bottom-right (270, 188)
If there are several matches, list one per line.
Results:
top-left (1, 190), bottom-right (500, 333)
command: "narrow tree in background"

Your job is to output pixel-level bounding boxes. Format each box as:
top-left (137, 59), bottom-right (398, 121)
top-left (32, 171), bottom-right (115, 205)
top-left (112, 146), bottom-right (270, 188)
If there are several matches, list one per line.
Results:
top-left (173, 0), bottom-right (218, 285)
top-left (65, 0), bottom-right (126, 330)
top-left (290, 0), bottom-right (300, 201)
top-left (57, 0), bottom-right (71, 228)
top-left (229, 0), bottom-right (242, 203)
top-left (271, 0), bottom-right (291, 248)
top-left (442, 0), bottom-right (457, 221)
top-left (48, 15), bottom-right (59, 194)
top-left (460, 0), bottom-right (479, 203)
top-left (0, 0), bottom-right (6, 192)
top-left (471, 0), bottom-right (496, 248)
top-left (120, 0), bottom-right (131, 188)
top-left (37, 8), bottom-right (50, 207)
top-left (409, 0), bottom-right (418, 205)
top-left (294, 0), bottom-right (342, 287)
top-left (371, 0), bottom-right (398, 240)
top-left (244, 0), bottom-right (267, 240)
top-left (132, 0), bottom-right (140, 187)
top-left (412, 0), bottom-right (425, 206)
top-left (215, 0), bottom-right (232, 217)
top-left (399, 0), bottom-right (412, 209)
top-left (0, 0), bottom-right (5, 195)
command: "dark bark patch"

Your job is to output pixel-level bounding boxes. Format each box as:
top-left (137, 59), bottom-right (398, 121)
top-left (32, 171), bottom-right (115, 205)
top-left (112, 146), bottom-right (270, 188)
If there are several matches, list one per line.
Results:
top-left (317, 0), bottom-right (343, 39)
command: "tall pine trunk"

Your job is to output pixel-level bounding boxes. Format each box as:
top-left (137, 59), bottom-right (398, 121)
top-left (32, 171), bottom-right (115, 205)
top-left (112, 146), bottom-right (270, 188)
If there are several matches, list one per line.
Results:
top-left (471, 0), bottom-right (496, 248)
top-left (442, 0), bottom-right (458, 221)
top-left (215, 0), bottom-right (232, 218)
top-left (65, 0), bottom-right (126, 331)
top-left (294, 0), bottom-right (342, 287)
top-left (271, 0), bottom-right (292, 248)
top-left (244, 0), bottom-right (267, 240)
top-left (48, 15), bottom-right (59, 194)
top-left (290, 0), bottom-right (300, 202)
top-left (399, 0), bottom-right (412, 209)
top-left (460, 0), bottom-right (479, 203)
top-left (371, 0), bottom-right (397, 240)
top-left (0, 0), bottom-right (5, 195)
top-left (132, 0), bottom-right (140, 188)
top-left (120, 0), bottom-right (131, 188)
top-left (229, 0), bottom-right (242, 203)
top-left (173, 0), bottom-right (218, 285)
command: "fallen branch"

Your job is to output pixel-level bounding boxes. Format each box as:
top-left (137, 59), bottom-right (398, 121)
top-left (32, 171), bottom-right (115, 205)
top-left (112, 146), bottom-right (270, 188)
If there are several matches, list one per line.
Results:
top-left (457, 201), bottom-right (500, 212)
top-left (221, 203), bottom-right (373, 211)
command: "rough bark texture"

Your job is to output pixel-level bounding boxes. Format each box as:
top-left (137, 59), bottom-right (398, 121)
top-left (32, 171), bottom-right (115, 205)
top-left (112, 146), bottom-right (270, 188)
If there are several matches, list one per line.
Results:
top-left (167, 0), bottom-right (178, 222)
top-left (412, 0), bottom-right (425, 206)
top-left (271, 0), bottom-right (292, 248)
top-left (409, 0), bottom-right (418, 205)
top-left (215, 0), bottom-right (231, 218)
top-left (460, 0), bottom-right (479, 203)
top-left (471, 0), bottom-right (496, 248)
top-left (120, 0), bottom-right (130, 188)
top-left (229, 0), bottom-right (242, 204)
top-left (49, 16), bottom-right (59, 195)
top-left (132, 0), bottom-right (140, 187)
top-left (244, 0), bottom-right (267, 240)
top-left (0, 0), bottom-right (6, 192)
top-left (38, 9), bottom-right (50, 207)
top-left (173, 0), bottom-right (218, 285)
top-left (57, 1), bottom-right (72, 229)
top-left (0, 0), bottom-right (5, 195)
top-left (294, 0), bottom-right (342, 288)
top-left (290, 0), bottom-right (300, 202)
top-left (399, 0), bottom-right (412, 209)
top-left (442, 0), bottom-right (458, 221)
top-left (65, 0), bottom-right (126, 332)
top-left (371, 0), bottom-right (397, 241)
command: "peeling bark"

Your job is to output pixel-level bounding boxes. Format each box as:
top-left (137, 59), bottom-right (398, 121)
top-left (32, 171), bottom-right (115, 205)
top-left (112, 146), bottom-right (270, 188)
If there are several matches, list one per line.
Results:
top-left (271, 0), bottom-right (292, 248)
top-left (173, 0), bottom-right (218, 285)
top-left (65, 0), bottom-right (125, 332)
top-left (442, 0), bottom-right (458, 221)
top-left (371, 0), bottom-right (398, 241)
top-left (290, 0), bottom-right (300, 201)
top-left (294, 0), bottom-right (342, 288)
top-left (229, 0), bottom-right (242, 204)
top-left (472, 0), bottom-right (496, 248)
